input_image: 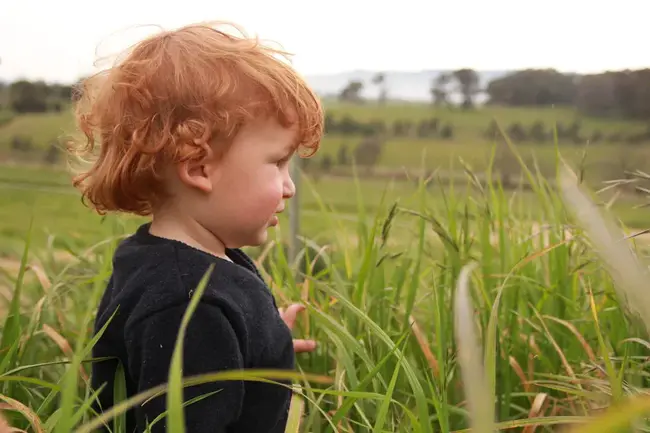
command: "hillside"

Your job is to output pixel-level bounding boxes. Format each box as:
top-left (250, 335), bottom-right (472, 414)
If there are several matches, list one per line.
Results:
top-left (2, 102), bottom-right (648, 181)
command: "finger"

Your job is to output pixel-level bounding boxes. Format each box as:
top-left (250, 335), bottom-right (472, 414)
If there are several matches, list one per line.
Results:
top-left (293, 339), bottom-right (317, 353)
top-left (282, 304), bottom-right (305, 329)
top-left (278, 307), bottom-right (285, 316)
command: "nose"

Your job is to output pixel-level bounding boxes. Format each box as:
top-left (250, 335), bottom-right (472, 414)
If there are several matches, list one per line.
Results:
top-left (283, 168), bottom-right (296, 199)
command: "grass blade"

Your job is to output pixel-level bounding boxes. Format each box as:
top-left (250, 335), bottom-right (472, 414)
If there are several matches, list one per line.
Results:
top-left (166, 264), bottom-right (215, 432)
top-left (454, 262), bottom-right (495, 433)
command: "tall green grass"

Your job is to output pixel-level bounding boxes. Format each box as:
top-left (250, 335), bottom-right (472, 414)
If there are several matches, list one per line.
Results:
top-left (1, 155), bottom-right (650, 432)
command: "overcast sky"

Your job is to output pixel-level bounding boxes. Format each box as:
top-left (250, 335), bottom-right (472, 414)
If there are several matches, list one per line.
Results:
top-left (1, 0), bottom-right (647, 84)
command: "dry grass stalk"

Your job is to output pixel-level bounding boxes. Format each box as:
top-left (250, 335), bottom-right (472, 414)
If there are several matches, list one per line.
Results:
top-left (409, 315), bottom-right (440, 378)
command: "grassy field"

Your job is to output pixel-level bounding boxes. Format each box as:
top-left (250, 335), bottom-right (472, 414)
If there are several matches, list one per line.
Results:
top-left (1, 102), bottom-right (650, 431)
top-left (0, 101), bottom-right (649, 255)
top-left (1, 162), bottom-right (650, 432)
top-left (1, 162), bottom-right (649, 260)
top-left (2, 103), bottom-right (650, 183)
top-left (1, 100), bottom-right (649, 255)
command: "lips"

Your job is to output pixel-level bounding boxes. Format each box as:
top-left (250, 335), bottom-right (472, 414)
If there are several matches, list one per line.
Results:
top-left (269, 205), bottom-right (284, 227)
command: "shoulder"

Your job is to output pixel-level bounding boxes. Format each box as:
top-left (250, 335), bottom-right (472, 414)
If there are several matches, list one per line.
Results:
top-left (119, 245), bottom-right (262, 330)
top-left (99, 224), bottom-right (277, 342)
top-left (111, 233), bottom-right (267, 313)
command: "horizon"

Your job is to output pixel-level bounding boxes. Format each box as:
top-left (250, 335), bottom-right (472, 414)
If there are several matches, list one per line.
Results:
top-left (1, 66), bottom-right (645, 87)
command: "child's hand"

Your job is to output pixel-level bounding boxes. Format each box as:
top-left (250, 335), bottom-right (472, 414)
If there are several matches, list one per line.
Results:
top-left (278, 304), bottom-right (317, 353)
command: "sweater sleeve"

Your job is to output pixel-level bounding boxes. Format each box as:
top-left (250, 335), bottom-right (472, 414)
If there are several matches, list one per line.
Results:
top-left (124, 301), bottom-right (245, 433)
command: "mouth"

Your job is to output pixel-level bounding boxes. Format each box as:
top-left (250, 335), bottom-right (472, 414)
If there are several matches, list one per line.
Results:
top-left (269, 206), bottom-right (284, 227)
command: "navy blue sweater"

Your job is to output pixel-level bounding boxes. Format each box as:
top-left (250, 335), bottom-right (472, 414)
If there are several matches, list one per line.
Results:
top-left (90, 223), bottom-right (295, 432)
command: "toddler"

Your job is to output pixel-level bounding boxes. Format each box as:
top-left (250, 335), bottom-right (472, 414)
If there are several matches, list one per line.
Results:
top-left (70, 21), bottom-right (323, 432)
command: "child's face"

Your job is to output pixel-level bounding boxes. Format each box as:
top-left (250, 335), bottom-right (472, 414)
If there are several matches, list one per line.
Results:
top-left (190, 116), bottom-right (298, 249)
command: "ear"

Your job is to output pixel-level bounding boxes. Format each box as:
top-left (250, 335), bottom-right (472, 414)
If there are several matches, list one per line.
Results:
top-left (176, 143), bottom-right (217, 193)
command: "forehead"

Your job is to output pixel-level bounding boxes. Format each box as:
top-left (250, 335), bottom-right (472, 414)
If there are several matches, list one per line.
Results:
top-left (235, 116), bottom-right (298, 152)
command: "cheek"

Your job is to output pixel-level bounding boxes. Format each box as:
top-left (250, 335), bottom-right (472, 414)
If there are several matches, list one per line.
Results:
top-left (240, 168), bottom-right (284, 212)
top-left (256, 178), bottom-right (284, 208)
top-left (213, 163), bottom-right (284, 219)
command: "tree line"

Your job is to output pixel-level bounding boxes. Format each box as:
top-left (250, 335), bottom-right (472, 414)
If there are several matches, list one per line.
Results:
top-left (4, 67), bottom-right (650, 121)
top-left (486, 68), bottom-right (650, 120)
top-left (338, 68), bottom-right (650, 120)
top-left (0, 80), bottom-right (73, 114)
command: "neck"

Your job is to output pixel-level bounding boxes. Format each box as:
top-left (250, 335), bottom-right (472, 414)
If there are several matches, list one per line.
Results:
top-left (149, 208), bottom-right (230, 260)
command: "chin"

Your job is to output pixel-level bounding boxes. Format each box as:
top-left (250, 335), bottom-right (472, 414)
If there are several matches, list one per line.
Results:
top-left (245, 230), bottom-right (269, 248)
top-left (230, 224), bottom-right (277, 249)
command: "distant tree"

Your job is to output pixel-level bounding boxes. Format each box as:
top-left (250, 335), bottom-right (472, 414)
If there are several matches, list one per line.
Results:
top-left (354, 136), bottom-right (383, 173)
top-left (339, 80), bottom-right (364, 103)
top-left (576, 69), bottom-right (650, 120)
top-left (337, 144), bottom-right (350, 165)
top-left (431, 73), bottom-right (451, 107)
top-left (392, 120), bottom-right (413, 137)
top-left (324, 113), bottom-right (337, 134)
top-left (507, 122), bottom-right (527, 142)
top-left (574, 72), bottom-right (618, 117)
top-left (9, 80), bottom-right (48, 113)
top-left (337, 115), bottom-right (362, 135)
top-left (625, 129), bottom-right (650, 145)
top-left (483, 120), bottom-right (500, 140)
top-left (47, 84), bottom-right (73, 102)
top-left (486, 69), bottom-right (578, 107)
top-left (11, 135), bottom-right (33, 153)
top-left (44, 141), bottom-right (61, 165)
top-left (427, 118), bottom-right (439, 133)
top-left (529, 121), bottom-right (548, 143)
top-left (372, 73), bottom-right (388, 104)
top-left (364, 119), bottom-right (387, 137)
top-left (608, 132), bottom-right (623, 143)
top-left (59, 85), bottom-right (73, 101)
top-left (565, 120), bottom-right (583, 144)
top-left (493, 137), bottom-right (520, 189)
top-left (440, 123), bottom-right (454, 139)
top-left (417, 118), bottom-right (439, 138)
top-left (494, 147), bottom-right (519, 189)
top-left (320, 155), bottom-right (333, 173)
top-left (452, 69), bottom-right (480, 109)
top-left (590, 130), bottom-right (604, 144)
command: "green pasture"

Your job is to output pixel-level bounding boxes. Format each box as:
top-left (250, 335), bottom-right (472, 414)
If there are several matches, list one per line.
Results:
top-left (0, 161), bottom-right (648, 260)
top-left (0, 165), bottom-right (422, 255)
top-left (2, 103), bottom-right (650, 184)
top-left (3, 90), bottom-right (650, 432)
top-left (0, 101), bottom-right (649, 257)
top-left (1, 157), bottom-right (650, 432)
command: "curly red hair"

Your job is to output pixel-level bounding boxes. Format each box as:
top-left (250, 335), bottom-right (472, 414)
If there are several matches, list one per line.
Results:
top-left (69, 21), bottom-right (323, 216)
